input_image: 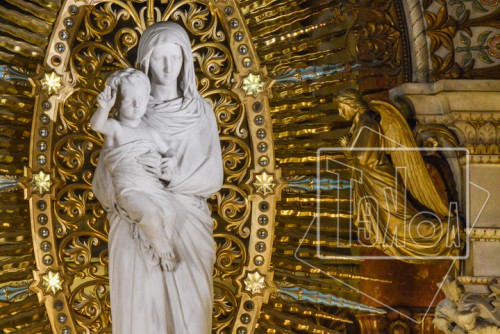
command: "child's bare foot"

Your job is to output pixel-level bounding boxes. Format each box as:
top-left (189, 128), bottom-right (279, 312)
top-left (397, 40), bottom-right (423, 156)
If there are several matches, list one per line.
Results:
top-left (159, 251), bottom-right (176, 271)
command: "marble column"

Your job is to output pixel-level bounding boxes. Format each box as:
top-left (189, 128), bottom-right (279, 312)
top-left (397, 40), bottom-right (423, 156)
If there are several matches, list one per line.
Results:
top-left (390, 80), bottom-right (500, 334)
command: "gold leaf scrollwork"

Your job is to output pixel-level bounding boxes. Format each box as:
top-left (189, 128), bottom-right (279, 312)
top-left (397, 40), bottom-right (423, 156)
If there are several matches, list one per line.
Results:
top-left (206, 90), bottom-right (248, 139)
top-left (219, 136), bottom-right (251, 184)
top-left (79, 3), bottom-right (122, 42)
top-left (193, 43), bottom-right (233, 89)
top-left (55, 184), bottom-right (98, 237)
top-left (70, 42), bottom-right (130, 89)
top-left (212, 281), bottom-right (238, 334)
top-left (214, 233), bottom-right (247, 279)
top-left (167, 1), bottom-right (225, 43)
top-left (59, 232), bottom-right (109, 279)
top-left (213, 185), bottom-right (251, 238)
top-left (54, 135), bottom-right (101, 183)
top-left (58, 89), bottom-right (100, 135)
top-left (69, 280), bottom-right (111, 333)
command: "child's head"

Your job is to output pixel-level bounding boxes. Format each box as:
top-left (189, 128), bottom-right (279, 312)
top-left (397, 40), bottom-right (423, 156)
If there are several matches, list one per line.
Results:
top-left (106, 68), bottom-right (150, 121)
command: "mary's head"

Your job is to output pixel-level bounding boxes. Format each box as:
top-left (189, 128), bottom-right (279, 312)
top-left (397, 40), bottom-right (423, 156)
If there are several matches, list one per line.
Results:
top-left (136, 22), bottom-right (196, 99)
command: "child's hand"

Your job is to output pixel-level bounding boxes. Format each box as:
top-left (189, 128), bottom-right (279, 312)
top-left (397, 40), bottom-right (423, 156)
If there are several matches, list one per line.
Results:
top-left (97, 86), bottom-right (116, 112)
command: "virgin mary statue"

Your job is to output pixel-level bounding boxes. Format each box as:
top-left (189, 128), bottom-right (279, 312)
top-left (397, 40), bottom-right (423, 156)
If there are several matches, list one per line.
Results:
top-left (92, 22), bottom-right (223, 333)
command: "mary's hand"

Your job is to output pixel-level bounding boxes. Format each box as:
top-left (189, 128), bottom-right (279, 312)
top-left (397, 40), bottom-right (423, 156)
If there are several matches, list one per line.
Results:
top-left (137, 151), bottom-right (177, 182)
top-left (159, 156), bottom-right (177, 182)
top-left (137, 151), bottom-right (162, 176)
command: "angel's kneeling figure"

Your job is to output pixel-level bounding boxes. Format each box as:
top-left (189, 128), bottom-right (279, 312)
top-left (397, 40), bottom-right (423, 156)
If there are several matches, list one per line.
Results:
top-left (336, 89), bottom-right (460, 262)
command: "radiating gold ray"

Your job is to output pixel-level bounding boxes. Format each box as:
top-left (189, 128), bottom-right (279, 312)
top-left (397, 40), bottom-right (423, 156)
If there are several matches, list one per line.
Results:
top-left (261, 305), bottom-right (341, 334)
top-left (0, 24), bottom-right (49, 49)
top-left (254, 16), bottom-right (342, 49)
top-left (271, 255), bottom-right (389, 283)
top-left (246, 0), bottom-right (309, 25)
top-left (249, 3), bottom-right (335, 38)
top-left (0, 5), bottom-right (53, 36)
top-left (273, 79), bottom-right (345, 99)
top-left (0, 51), bottom-right (37, 71)
top-left (240, 0), bottom-right (285, 15)
top-left (26, 0), bottom-right (61, 10)
top-left (4, 0), bottom-right (57, 22)
top-left (256, 318), bottom-right (297, 334)
top-left (268, 300), bottom-right (353, 323)
top-left (282, 195), bottom-right (351, 204)
top-left (275, 154), bottom-right (346, 164)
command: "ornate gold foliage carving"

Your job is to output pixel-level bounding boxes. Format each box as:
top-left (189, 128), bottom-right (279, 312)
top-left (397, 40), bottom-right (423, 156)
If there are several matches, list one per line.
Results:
top-left (424, 1), bottom-right (500, 80)
top-left (69, 280), bottom-right (111, 333)
top-left (212, 281), bottom-right (237, 334)
top-left (355, 22), bottom-right (400, 64)
top-left (214, 234), bottom-right (247, 279)
top-left (213, 185), bottom-right (251, 238)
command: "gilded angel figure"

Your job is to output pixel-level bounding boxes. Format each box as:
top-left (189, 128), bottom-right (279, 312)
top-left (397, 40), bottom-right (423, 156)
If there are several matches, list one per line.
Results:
top-left (336, 89), bottom-right (460, 262)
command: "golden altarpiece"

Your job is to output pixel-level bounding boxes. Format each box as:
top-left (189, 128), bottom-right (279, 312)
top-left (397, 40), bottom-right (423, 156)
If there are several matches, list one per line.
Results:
top-left (0, 0), bottom-right (499, 333)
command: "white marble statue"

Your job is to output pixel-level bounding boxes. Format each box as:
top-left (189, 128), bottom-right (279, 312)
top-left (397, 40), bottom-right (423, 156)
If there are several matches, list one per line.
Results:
top-left (90, 68), bottom-right (177, 271)
top-left (92, 21), bottom-right (223, 334)
top-left (434, 278), bottom-right (500, 334)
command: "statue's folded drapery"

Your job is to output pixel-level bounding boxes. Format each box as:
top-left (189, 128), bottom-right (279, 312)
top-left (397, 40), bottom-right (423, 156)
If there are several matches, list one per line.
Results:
top-left (93, 134), bottom-right (219, 333)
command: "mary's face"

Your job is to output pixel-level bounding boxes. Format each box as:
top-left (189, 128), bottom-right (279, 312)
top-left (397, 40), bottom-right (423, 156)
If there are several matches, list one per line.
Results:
top-left (148, 43), bottom-right (183, 85)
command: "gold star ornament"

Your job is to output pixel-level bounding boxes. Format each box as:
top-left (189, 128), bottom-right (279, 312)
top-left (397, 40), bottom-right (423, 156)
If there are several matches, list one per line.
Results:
top-left (243, 271), bottom-right (266, 295)
top-left (242, 73), bottom-right (264, 97)
top-left (253, 172), bottom-right (275, 196)
top-left (41, 270), bottom-right (63, 295)
top-left (32, 171), bottom-right (52, 194)
top-left (41, 72), bottom-right (62, 95)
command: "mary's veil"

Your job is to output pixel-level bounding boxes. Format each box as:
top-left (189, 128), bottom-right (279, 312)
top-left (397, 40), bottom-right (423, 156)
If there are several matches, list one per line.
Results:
top-left (136, 21), bottom-right (197, 102)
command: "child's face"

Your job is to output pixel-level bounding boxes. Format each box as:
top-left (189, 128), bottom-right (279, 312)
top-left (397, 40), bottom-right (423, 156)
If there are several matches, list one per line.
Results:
top-left (118, 84), bottom-right (149, 122)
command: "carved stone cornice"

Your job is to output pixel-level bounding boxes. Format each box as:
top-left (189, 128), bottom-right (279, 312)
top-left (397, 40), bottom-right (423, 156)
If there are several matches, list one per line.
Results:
top-left (468, 228), bottom-right (500, 242)
top-left (390, 80), bottom-right (500, 152)
top-left (457, 276), bottom-right (498, 285)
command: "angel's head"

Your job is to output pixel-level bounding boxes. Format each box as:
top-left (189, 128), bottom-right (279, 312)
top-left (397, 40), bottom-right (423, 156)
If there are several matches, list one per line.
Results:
top-left (336, 89), bottom-right (369, 121)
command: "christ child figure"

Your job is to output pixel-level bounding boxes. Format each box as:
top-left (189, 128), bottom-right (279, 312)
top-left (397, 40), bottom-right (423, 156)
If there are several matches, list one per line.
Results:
top-left (90, 68), bottom-right (177, 271)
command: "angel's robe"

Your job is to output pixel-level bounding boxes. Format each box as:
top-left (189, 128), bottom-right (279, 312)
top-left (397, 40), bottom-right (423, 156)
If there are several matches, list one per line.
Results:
top-left (346, 111), bottom-right (458, 261)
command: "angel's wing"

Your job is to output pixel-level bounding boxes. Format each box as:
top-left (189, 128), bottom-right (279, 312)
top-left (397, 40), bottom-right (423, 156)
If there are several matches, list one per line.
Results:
top-left (369, 100), bottom-right (450, 217)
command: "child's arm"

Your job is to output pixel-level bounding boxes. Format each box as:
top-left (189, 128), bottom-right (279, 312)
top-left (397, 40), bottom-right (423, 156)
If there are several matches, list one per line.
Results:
top-left (90, 86), bottom-right (118, 135)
